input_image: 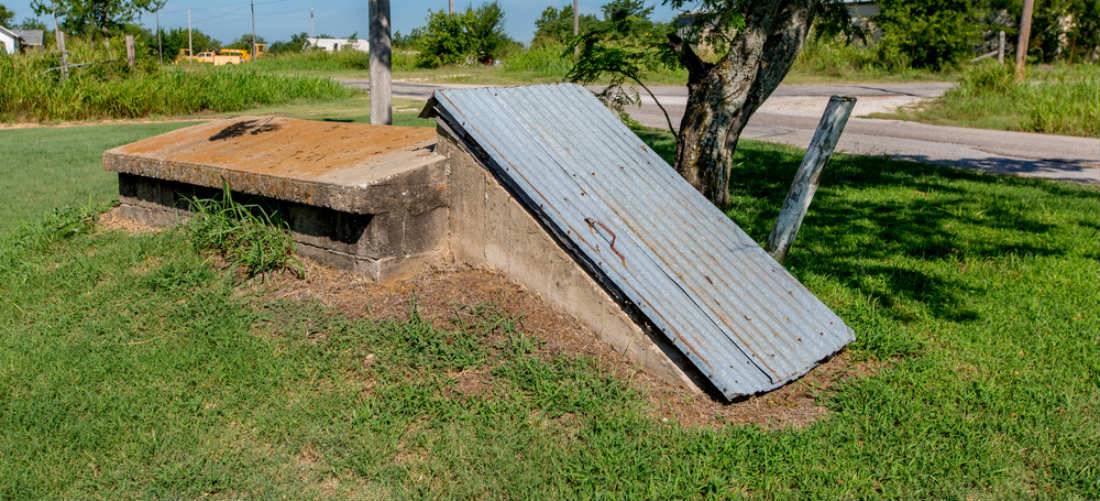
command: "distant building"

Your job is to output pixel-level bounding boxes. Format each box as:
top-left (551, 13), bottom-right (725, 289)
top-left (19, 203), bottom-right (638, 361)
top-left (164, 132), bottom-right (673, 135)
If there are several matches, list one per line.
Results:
top-left (842, 0), bottom-right (880, 19)
top-left (0, 26), bottom-right (20, 54)
top-left (306, 37), bottom-right (369, 53)
top-left (0, 27), bottom-right (45, 54)
top-left (14, 29), bottom-right (44, 50)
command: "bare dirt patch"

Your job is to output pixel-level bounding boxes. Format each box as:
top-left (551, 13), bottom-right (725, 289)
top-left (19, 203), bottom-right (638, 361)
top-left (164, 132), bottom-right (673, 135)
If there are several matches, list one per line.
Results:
top-left (255, 261), bottom-right (878, 430)
top-left (0, 117), bottom-right (204, 130)
top-left (98, 207), bottom-right (163, 234)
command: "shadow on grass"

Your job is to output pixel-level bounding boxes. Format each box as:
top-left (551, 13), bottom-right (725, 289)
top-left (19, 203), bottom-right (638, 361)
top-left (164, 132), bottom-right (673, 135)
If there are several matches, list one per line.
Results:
top-left (636, 128), bottom-right (1100, 323)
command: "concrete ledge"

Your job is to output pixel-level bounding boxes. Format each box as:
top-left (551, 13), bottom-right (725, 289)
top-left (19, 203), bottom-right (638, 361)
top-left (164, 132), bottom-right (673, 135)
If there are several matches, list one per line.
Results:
top-left (104, 117), bottom-right (447, 215)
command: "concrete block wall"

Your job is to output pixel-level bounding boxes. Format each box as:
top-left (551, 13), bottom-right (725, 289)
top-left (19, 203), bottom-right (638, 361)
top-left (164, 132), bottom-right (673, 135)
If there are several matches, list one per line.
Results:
top-left (116, 173), bottom-right (446, 281)
top-left (437, 132), bottom-right (702, 393)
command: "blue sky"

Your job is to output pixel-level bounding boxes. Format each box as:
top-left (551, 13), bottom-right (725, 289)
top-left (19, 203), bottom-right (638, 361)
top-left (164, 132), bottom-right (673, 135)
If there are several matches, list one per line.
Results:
top-left (3, 1), bottom-right (681, 45)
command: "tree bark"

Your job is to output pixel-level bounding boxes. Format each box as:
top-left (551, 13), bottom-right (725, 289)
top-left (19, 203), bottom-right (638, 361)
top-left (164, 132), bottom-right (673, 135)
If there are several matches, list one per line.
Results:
top-left (671, 1), bottom-right (816, 206)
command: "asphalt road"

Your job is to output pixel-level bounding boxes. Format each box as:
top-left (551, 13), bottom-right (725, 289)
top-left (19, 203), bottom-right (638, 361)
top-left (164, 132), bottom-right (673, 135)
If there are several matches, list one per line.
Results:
top-left (344, 79), bottom-right (1100, 185)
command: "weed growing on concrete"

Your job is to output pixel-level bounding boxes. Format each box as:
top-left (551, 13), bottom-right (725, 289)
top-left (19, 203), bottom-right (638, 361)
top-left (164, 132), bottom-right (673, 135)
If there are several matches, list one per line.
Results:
top-left (187, 183), bottom-right (302, 278)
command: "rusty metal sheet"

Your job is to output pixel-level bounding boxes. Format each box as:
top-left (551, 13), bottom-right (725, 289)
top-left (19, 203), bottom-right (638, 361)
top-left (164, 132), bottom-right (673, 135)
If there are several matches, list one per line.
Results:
top-left (423, 84), bottom-right (854, 400)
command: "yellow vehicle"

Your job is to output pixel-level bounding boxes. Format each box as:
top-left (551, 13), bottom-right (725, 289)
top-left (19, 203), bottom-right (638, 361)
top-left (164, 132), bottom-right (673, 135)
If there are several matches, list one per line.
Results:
top-left (174, 44), bottom-right (266, 65)
top-left (218, 44), bottom-right (266, 62)
top-left (175, 48), bottom-right (239, 65)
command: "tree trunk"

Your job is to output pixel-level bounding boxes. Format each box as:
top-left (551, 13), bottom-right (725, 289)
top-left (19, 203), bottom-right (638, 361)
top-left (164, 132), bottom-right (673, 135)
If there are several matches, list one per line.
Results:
top-left (671, 1), bottom-right (816, 206)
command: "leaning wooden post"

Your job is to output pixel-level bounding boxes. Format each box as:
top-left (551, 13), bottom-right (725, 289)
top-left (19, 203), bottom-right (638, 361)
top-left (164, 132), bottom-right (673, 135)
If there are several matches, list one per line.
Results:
top-left (369, 0), bottom-right (393, 125)
top-left (51, 11), bottom-right (69, 81)
top-left (55, 30), bottom-right (69, 80)
top-left (125, 35), bottom-right (136, 69)
top-left (766, 96), bottom-right (856, 263)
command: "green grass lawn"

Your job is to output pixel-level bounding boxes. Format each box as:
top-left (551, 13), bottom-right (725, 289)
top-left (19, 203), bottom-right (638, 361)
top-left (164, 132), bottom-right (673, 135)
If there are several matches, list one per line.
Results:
top-left (1, 122), bottom-right (1099, 499)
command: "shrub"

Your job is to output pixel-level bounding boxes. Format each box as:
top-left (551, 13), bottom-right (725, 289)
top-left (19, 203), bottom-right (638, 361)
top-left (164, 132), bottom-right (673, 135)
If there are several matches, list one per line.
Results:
top-left (875, 0), bottom-right (982, 70)
top-left (416, 2), bottom-right (513, 68)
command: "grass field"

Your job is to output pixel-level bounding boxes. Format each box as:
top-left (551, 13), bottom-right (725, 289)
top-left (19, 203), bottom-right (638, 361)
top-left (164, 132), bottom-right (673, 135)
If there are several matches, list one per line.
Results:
top-left (251, 41), bottom-right (949, 87)
top-left (0, 38), bottom-right (357, 124)
top-left (1, 121), bottom-right (1098, 499)
top-left (880, 63), bottom-right (1100, 137)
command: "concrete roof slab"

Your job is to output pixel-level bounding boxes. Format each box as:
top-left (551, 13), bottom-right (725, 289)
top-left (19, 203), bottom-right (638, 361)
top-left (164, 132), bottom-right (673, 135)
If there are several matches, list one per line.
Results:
top-left (104, 117), bottom-right (445, 214)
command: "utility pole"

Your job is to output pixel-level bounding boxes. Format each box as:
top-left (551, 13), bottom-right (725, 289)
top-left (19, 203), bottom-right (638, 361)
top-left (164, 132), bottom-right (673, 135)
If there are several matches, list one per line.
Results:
top-left (250, 0), bottom-right (258, 62)
top-left (449, 0), bottom-right (454, 15)
top-left (369, 0), bottom-right (392, 125)
top-left (1015, 0), bottom-right (1035, 80)
top-left (573, 0), bottom-right (580, 36)
top-left (187, 8), bottom-right (193, 57)
top-left (307, 8), bottom-right (315, 50)
top-left (156, 8), bottom-right (163, 64)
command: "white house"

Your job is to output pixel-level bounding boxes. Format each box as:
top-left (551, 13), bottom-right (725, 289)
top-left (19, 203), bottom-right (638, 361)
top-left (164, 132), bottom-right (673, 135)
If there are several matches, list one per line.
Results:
top-left (14, 29), bottom-right (44, 49)
top-left (0, 26), bottom-right (21, 55)
top-left (307, 37), bottom-right (369, 53)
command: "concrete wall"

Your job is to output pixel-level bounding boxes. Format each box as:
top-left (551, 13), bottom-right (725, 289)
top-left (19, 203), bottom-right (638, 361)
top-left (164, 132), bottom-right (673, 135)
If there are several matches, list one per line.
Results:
top-left (116, 173), bottom-right (446, 281)
top-left (438, 132), bottom-right (704, 393)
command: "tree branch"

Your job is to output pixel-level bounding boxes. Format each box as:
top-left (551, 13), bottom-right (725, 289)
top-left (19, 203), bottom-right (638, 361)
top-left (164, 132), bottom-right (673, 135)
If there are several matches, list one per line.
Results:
top-left (628, 75), bottom-right (677, 137)
top-left (666, 32), bottom-right (709, 78)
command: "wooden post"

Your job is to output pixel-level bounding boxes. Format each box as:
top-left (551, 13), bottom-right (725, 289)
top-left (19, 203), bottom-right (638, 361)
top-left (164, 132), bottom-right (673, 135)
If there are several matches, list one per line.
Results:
top-left (1016, 0), bottom-right (1035, 80)
top-left (449, 0), bottom-right (455, 15)
top-left (51, 11), bottom-right (68, 80)
top-left (766, 96), bottom-right (856, 263)
top-left (998, 30), bottom-right (1006, 64)
top-left (369, 0), bottom-right (393, 125)
top-left (125, 35), bottom-right (136, 69)
top-left (55, 30), bottom-right (68, 80)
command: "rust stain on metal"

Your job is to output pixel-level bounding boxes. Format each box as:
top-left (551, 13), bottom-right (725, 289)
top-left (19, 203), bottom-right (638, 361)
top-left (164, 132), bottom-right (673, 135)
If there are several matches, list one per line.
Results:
top-left (584, 217), bottom-right (626, 266)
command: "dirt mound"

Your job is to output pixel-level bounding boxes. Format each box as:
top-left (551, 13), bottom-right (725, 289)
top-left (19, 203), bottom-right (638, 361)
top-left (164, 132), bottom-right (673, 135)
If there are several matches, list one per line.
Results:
top-left (257, 261), bottom-right (873, 429)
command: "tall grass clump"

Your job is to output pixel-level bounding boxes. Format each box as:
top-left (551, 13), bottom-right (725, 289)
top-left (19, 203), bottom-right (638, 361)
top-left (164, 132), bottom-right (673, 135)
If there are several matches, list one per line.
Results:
top-left (500, 43), bottom-right (573, 77)
top-left (187, 184), bottom-right (301, 278)
top-left (252, 49), bottom-right (419, 74)
top-left (253, 49), bottom-right (370, 72)
top-left (0, 36), bottom-right (354, 122)
top-left (791, 36), bottom-right (953, 81)
top-left (896, 62), bottom-right (1100, 136)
